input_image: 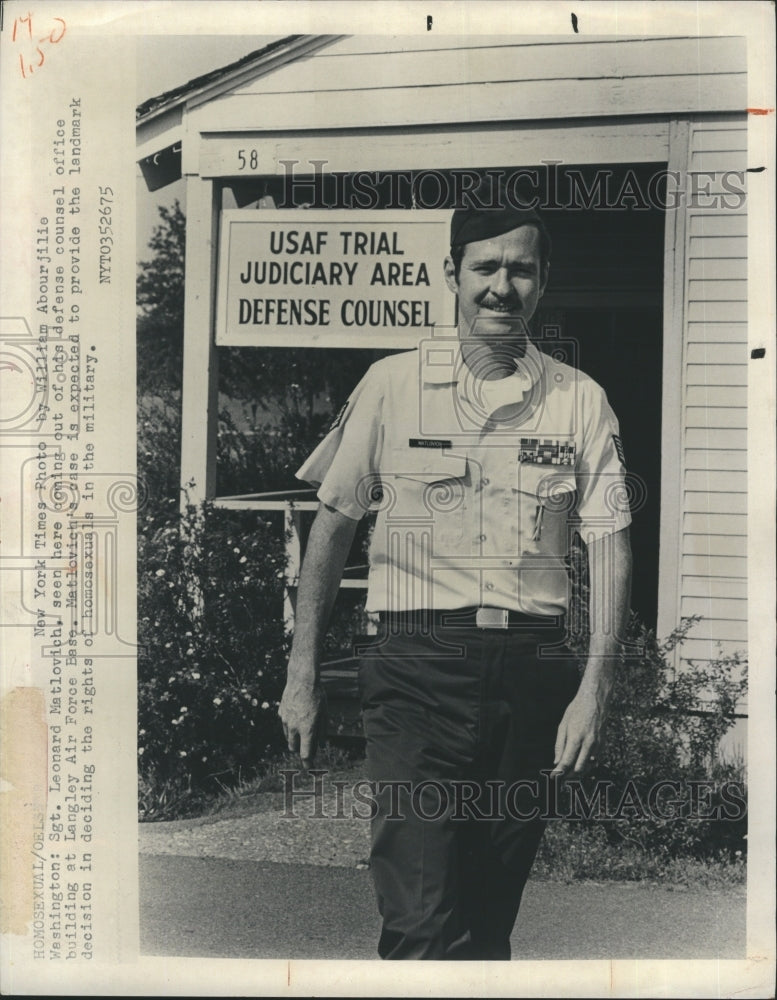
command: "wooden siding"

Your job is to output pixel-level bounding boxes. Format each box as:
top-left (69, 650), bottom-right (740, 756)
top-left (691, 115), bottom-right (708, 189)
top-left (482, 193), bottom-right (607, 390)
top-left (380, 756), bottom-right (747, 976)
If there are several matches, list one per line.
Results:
top-left (684, 491), bottom-right (747, 514)
top-left (683, 575), bottom-right (747, 599)
top-left (679, 117), bottom-right (748, 666)
top-left (193, 35), bottom-right (747, 132)
top-left (684, 513), bottom-right (747, 535)
top-left (196, 76), bottom-right (745, 132)
top-left (685, 449), bottom-right (747, 471)
top-left (230, 36), bottom-right (746, 95)
top-left (680, 638), bottom-right (745, 663)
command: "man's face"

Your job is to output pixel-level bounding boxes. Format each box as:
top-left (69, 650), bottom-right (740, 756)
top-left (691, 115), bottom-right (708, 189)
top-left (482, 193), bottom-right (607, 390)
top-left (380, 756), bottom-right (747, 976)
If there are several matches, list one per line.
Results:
top-left (444, 225), bottom-right (549, 341)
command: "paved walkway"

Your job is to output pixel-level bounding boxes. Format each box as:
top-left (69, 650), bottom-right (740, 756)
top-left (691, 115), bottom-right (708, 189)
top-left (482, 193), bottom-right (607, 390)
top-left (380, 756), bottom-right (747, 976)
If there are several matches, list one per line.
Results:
top-left (139, 851), bottom-right (746, 961)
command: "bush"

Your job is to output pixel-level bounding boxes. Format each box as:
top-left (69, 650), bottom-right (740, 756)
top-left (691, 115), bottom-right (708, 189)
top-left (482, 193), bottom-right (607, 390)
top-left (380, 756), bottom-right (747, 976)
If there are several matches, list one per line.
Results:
top-left (138, 389), bottom-right (298, 817)
top-left (136, 373), bottom-right (376, 816)
top-left (534, 820), bottom-right (746, 887)
top-left (137, 500), bottom-right (289, 817)
top-left (559, 612), bottom-right (748, 861)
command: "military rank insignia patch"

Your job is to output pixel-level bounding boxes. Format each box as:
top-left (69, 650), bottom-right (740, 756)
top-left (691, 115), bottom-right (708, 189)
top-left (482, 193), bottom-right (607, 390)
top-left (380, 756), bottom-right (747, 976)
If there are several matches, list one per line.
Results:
top-left (519, 438), bottom-right (576, 465)
top-left (328, 400), bottom-right (349, 432)
top-left (612, 434), bottom-right (626, 465)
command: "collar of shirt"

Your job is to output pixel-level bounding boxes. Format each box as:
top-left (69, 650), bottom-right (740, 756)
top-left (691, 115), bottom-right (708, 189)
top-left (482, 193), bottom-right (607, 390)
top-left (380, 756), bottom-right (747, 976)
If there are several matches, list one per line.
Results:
top-left (421, 339), bottom-right (545, 414)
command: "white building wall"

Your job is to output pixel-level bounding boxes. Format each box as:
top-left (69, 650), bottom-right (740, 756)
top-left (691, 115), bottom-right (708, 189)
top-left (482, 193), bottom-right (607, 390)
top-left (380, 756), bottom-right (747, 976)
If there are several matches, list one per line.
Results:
top-left (679, 116), bottom-right (748, 665)
top-left (217, 34), bottom-right (746, 126)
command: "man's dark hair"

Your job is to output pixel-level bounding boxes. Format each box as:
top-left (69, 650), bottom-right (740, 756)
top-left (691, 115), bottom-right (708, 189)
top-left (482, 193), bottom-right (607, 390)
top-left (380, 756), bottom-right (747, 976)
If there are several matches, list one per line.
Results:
top-left (449, 219), bottom-right (552, 280)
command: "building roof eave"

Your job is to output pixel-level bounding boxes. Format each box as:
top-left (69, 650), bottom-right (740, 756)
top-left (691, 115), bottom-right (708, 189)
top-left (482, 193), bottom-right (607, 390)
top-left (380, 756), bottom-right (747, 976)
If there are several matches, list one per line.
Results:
top-left (136, 34), bottom-right (345, 191)
top-left (135, 34), bottom-right (344, 129)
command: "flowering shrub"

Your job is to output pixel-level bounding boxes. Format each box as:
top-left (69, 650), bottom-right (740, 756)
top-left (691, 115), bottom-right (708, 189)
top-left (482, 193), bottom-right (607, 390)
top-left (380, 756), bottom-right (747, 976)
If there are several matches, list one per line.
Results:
top-left (137, 497), bottom-right (289, 814)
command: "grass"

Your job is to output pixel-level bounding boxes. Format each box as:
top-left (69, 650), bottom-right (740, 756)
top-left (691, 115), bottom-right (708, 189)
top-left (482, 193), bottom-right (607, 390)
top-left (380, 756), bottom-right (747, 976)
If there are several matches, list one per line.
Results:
top-left (533, 821), bottom-right (746, 889)
top-left (138, 742), bottom-right (361, 823)
top-left (139, 744), bottom-right (747, 889)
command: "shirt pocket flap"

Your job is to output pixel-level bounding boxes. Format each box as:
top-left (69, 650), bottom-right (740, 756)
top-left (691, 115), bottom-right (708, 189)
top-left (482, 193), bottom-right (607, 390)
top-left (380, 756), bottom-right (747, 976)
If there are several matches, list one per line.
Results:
top-left (388, 449), bottom-right (468, 483)
top-left (515, 463), bottom-right (577, 505)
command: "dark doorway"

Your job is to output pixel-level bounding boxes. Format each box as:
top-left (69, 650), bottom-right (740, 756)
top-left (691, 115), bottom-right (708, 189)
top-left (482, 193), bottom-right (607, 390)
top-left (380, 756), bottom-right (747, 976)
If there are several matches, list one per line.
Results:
top-left (537, 170), bottom-right (665, 628)
top-left (543, 305), bottom-right (663, 627)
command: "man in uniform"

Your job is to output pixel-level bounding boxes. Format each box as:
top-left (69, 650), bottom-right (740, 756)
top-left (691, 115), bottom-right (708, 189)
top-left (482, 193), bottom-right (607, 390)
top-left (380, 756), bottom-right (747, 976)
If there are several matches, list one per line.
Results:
top-left (279, 183), bottom-right (632, 960)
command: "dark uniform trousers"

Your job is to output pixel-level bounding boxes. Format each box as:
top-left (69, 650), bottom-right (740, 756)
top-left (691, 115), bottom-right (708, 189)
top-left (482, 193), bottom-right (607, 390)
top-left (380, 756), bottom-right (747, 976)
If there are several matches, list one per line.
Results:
top-left (357, 612), bottom-right (580, 960)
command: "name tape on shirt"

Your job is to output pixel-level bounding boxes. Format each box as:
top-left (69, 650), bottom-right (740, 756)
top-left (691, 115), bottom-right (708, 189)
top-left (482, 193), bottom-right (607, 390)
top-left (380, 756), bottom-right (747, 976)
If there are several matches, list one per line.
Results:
top-left (519, 438), bottom-right (576, 465)
top-left (409, 438), bottom-right (453, 449)
top-left (612, 434), bottom-right (626, 465)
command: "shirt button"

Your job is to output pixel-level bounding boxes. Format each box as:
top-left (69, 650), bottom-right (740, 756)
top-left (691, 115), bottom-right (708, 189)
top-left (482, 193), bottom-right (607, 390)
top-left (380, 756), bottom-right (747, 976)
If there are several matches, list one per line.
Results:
top-left (482, 477), bottom-right (490, 486)
top-left (478, 533), bottom-right (487, 542)
top-left (485, 582), bottom-right (495, 591)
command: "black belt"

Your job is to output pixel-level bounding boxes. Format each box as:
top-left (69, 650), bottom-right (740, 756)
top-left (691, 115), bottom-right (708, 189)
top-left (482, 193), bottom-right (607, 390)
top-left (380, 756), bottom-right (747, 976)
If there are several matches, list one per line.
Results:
top-left (378, 607), bottom-right (564, 632)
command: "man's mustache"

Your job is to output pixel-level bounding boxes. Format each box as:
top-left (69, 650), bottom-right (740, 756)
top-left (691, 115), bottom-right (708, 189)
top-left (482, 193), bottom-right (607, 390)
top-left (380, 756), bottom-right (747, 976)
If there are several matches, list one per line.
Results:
top-left (479, 297), bottom-right (523, 311)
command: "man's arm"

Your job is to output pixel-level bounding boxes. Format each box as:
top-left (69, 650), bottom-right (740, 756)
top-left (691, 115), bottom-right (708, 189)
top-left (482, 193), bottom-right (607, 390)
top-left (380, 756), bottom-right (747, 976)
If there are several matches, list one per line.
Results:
top-left (552, 525), bottom-right (632, 777)
top-left (279, 502), bottom-right (359, 766)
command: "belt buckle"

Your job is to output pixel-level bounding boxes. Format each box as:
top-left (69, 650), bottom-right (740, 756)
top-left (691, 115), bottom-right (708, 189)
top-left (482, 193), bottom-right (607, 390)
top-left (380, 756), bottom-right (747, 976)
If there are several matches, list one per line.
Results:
top-left (476, 607), bottom-right (509, 630)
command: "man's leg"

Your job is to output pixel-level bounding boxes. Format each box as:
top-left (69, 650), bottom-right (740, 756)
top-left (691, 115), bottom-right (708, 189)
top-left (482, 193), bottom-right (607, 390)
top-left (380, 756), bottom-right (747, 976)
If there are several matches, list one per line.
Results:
top-left (456, 798), bottom-right (547, 960)
top-left (359, 628), bottom-right (482, 960)
top-left (456, 632), bottom-right (581, 959)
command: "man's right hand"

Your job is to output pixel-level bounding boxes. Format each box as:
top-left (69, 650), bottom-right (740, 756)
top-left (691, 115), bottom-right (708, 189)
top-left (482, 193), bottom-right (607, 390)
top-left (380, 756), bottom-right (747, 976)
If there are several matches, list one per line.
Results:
top-left (277, 503), bottom-right (358, 768)
top-left (279, 674), bottom-right (327, 768)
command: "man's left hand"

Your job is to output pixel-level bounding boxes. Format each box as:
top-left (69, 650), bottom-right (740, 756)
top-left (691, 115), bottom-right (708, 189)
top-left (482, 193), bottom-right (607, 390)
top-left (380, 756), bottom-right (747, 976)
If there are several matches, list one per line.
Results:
top-left (553, 526), bottom-right (632, 778)
top-left (551, 678), bottom-right (611, 778)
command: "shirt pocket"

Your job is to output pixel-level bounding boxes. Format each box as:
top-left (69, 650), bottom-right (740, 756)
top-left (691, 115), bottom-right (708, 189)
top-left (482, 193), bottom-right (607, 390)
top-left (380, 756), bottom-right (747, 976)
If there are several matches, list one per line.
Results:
top-left (384, 449), bottom-right (468, 550)
top-left (514, 463), bottom-right (577, 554)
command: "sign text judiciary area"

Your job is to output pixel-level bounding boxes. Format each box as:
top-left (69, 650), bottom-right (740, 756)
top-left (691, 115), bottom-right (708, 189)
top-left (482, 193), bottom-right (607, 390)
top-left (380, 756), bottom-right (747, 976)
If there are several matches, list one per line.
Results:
top-left (216, 210), bottom-right (454, 348)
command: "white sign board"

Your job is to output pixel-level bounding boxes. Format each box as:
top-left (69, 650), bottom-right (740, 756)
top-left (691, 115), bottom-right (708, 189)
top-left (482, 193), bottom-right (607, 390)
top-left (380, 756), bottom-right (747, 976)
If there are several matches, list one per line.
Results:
top-left (215, 210), bottom-right (455, 348)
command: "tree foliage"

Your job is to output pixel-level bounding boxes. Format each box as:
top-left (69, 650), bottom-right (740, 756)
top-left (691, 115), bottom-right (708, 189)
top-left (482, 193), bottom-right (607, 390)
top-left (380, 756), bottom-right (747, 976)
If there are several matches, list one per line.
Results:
top-left (137, 201), bottom-right (187, 392)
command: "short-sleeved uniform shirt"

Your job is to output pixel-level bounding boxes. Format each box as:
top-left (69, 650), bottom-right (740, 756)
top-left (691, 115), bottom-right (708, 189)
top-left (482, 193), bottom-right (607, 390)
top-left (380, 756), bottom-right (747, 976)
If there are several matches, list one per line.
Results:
top-left (296, 340), bottom-right (631, 617)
